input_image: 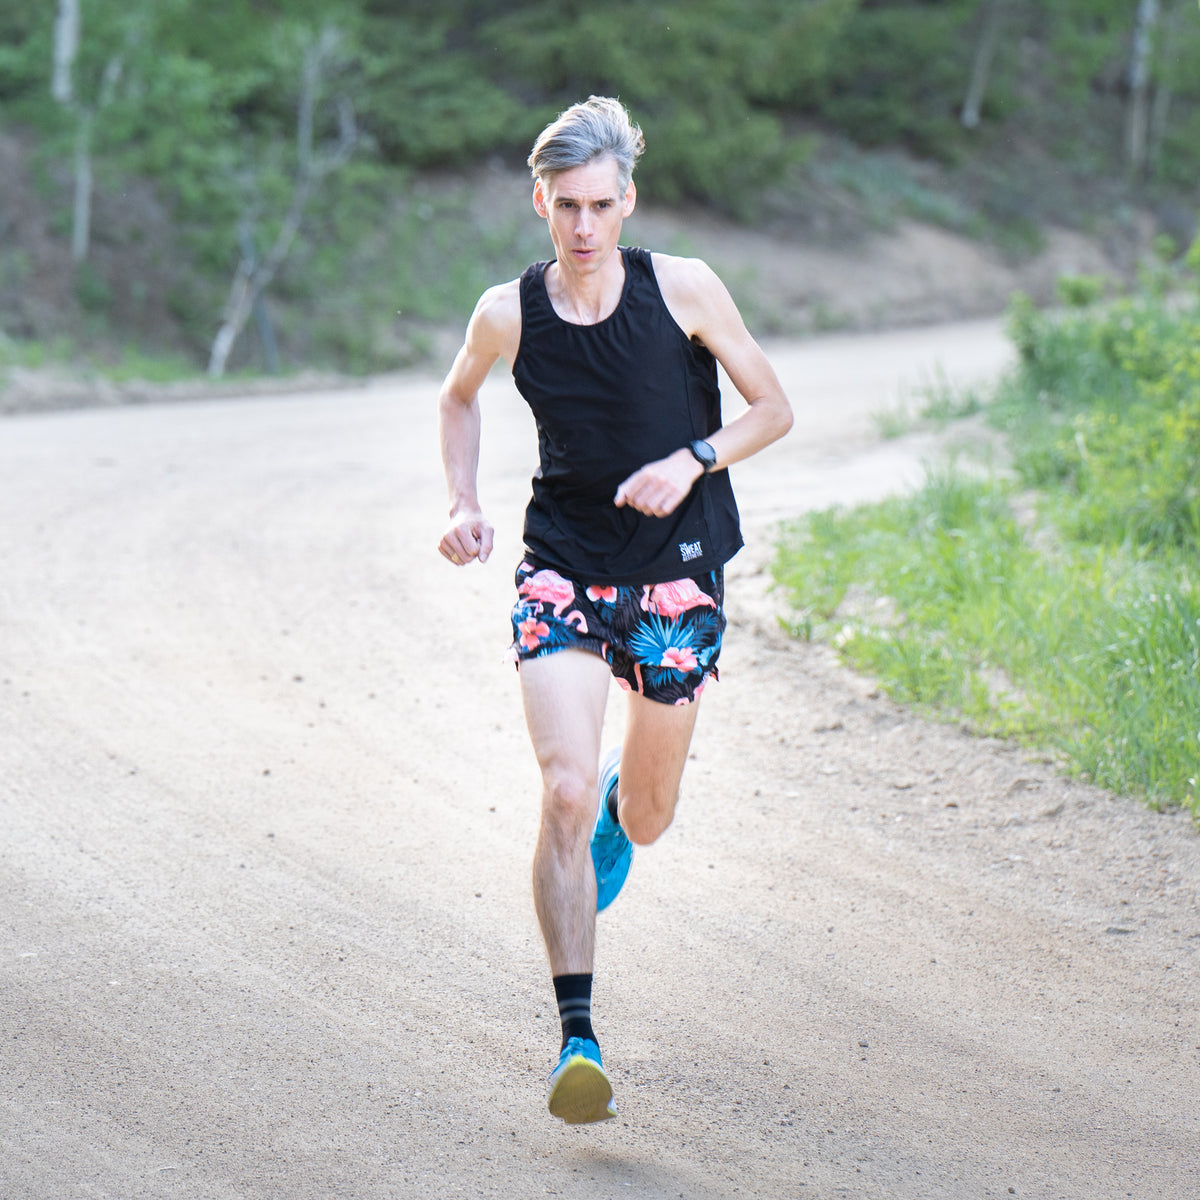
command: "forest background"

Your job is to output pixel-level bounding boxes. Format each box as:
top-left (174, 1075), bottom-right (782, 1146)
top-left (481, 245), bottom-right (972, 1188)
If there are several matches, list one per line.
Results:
top-left (1, 0), bottom-right (1198, 384)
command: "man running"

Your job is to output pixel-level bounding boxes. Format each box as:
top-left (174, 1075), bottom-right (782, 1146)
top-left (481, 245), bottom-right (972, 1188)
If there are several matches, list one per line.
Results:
top-left (437, 96), bottom-right (792, 1124)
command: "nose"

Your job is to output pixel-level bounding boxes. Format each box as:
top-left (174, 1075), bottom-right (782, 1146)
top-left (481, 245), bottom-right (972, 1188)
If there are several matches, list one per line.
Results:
top-left (575, 208), bottom-right (593, 240)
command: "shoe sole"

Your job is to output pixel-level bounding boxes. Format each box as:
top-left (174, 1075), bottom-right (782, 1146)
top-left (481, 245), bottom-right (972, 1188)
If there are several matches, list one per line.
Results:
top-left (547, 1055), bottom-right (616, 1125)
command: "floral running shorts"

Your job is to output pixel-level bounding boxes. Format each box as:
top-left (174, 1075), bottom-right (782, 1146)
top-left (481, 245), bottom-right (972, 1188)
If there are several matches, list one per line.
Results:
top-left (509, 559), bottom-right (726, 706)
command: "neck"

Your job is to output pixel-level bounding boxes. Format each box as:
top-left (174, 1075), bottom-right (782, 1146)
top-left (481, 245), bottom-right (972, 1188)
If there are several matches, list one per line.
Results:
top-left (545, 249), bottom-right (625, 325)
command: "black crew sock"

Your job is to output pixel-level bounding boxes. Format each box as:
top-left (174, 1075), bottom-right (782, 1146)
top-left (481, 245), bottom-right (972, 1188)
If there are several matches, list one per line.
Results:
top-left (553, 973), bottom-right (596, 1049)
top-left (603, 767), bottom-right (620, 826)
top-left (606, 786), bottom-right (619, 826)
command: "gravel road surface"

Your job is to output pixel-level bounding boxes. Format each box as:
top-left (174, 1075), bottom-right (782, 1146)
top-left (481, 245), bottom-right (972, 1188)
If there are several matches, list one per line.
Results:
top-left (3, 319), bottom-right (1197, 1199)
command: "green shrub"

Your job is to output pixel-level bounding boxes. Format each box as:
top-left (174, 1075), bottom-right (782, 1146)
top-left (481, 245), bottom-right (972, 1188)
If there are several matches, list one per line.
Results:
top-left (774, 270), bottom-right (1200, 815)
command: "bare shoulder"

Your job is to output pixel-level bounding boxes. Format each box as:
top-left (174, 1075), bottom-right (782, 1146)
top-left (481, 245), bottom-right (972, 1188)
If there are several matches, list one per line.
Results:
top-left (649, 252), bottom-right (742, 341)
top-left (649, 251), bottom-right (723, 297)
top-left (467, 278), bottom-right (522, 364)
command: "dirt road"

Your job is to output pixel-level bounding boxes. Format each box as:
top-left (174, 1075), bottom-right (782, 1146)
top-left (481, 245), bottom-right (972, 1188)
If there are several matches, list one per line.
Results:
top-left (2, 318), bottom-right (1197, 1199)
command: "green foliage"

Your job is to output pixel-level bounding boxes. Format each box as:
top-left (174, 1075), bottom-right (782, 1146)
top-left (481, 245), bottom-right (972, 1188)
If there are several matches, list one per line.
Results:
top-left (6, 0), bottom-right (1200, 219)
top-left (74, 261), bottom-right (112, 312)
top-left (1056, 273), bottom-right (1108, 308)
top-left (774, 267), bottom-right (1200, 815)
top-left (354, 13), bottom-right (524, 167)
top-left (995, 286), bottom-right (1200, 554)
top-left (470, 1), bottom-right (848, 210)
top-left (807, 1), bottom-right (976, 159)
top-left (0, 1), bottom-right (46, 104)
top-left (3, 0), bottom-right (1200, 373)
top-left (811, 143), bottom-right (982, 233)
top-left (1043, 0), bottom-right (1139, 99)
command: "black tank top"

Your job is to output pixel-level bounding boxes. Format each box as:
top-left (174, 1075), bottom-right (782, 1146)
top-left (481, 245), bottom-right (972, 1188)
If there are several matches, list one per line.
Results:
top-left (512, 246), bottom-right (743, 585)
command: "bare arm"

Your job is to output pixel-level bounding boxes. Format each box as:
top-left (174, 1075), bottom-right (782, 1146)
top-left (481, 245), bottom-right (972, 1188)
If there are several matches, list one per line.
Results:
top-left (437, 282), bottom-right (520, 565)
top-left (614, 255), bottom-right (793, 517)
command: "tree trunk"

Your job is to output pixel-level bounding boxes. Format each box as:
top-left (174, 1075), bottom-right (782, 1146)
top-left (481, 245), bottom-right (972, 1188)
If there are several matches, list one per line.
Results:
top-left (54, 0), bottom-right (89, 262)
top-left (71, 112), bottom-right (92, 264)
top-left (1127, 0), bottom-right (1160, 174)
top-left (52, 0), bottom-right (79, 104)
top-left (961, 0), bottom-right (1006, 130)
top-left (208, 28), bottom-right (355, 378)
top-left (53, 0), bottom-right (123, 266)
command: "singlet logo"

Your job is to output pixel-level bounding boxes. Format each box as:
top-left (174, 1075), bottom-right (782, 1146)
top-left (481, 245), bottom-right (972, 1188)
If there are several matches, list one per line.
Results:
top-left (679, 540), bottom-right (703, 563)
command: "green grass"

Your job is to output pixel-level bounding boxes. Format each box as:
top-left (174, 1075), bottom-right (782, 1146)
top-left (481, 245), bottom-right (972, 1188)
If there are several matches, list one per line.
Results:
top-left (772, 272), bottom-right (1200, 817)
top-left (0, 333), bottom-right (218, 387)
top-left (809, 146), bottom-right (984, 237)
top-left (872, 367), bottom-right (987, 439)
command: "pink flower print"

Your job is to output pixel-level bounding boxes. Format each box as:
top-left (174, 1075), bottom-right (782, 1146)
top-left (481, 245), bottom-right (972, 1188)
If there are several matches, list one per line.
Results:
top-left (586, 584), bottom-right (619, 604)
top-left (518, 617), bottom-right (551, 650)
top-left (642, 578), bottom-right (717, 618)
top-left (661, 645), bottom-right (699, 672)
top-left (518, 569), bottom-right (577, 616)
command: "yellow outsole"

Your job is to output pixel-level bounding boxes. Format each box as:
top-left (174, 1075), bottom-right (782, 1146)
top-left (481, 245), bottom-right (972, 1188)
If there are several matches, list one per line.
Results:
top-left (547, 1055), bottom-right (616, 1125)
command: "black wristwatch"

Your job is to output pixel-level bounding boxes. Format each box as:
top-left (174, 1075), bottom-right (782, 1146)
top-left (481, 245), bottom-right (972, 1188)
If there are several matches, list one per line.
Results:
top-left (688, 438), bottom-right (717, 473)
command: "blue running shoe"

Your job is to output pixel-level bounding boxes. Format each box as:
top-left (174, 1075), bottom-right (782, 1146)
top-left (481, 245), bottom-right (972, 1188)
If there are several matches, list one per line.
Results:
top-left (547, 1036), bottom-right (617, 1124)
top-left (591, 748), bottom-right (632, 912)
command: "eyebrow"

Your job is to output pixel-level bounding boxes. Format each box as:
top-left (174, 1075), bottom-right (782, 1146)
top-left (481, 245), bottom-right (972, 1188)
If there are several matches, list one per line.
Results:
top-left (553, 193), bottom-right (617, 205)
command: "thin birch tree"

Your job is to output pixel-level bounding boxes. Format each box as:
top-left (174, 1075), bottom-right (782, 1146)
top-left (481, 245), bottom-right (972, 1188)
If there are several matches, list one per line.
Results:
top-left (961, 0), bottom-right (1008, 130)
top-left (51, 0), bottom-right (130, 264)
top-left (1127, 0), bottom-right (1160, 174)
top-left (207, 26), bottom-right (357, 379)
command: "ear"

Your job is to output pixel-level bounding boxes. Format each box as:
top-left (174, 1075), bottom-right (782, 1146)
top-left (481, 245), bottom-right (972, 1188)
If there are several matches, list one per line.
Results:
top-left (622, 179), bottom-right (637, 218)
top-left (532, 179), bottom-right (548, 219)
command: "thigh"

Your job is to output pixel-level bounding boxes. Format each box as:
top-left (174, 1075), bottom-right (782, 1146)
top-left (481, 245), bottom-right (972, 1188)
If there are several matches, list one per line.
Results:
top-left (620, 688), bottom-right (701, 805)
top-left (519, 648), bottom-right (612, 779)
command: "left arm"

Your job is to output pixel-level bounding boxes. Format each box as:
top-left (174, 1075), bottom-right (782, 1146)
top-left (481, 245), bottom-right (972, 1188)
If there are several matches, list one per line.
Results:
top-left (614, 255), bottom-right (793, 516)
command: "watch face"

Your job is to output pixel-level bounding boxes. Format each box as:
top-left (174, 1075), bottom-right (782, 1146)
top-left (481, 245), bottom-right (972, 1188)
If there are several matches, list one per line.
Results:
top-left (691, 439), bottom-right (716, 469)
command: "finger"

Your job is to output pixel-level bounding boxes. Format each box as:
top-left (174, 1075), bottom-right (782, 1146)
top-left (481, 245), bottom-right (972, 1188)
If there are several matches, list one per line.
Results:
top-left (477, 524), bottom-right (495, 563)
top-left (459, 526), bottom-right (481, 559)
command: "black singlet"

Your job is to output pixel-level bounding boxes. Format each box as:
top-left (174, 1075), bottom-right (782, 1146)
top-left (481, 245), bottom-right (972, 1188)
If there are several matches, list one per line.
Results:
top-left (512, 246), bottom-right (743, 586)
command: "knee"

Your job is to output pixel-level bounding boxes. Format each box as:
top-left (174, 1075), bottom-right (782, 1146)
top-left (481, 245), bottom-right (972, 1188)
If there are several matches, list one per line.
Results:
top-left (618, 785), bottom-right (678, 847)
top-left (539, 765), bottom-right (597, 844)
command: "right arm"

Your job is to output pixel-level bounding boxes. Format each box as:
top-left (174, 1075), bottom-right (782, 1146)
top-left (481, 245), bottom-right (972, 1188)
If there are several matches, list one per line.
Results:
top-left (437, 282), bottom-right (521, 566)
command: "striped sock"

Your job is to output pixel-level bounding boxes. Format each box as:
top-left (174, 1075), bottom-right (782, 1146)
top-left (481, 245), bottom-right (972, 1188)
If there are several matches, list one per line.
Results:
top-left (553, 973), bottom-right (596, 1049)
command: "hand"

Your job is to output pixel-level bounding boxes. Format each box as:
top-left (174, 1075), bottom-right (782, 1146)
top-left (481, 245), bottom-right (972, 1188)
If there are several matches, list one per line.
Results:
top-left (439, 511), bottom-right (494, 566)
top-left (613, 448), bottom-right (704, 517)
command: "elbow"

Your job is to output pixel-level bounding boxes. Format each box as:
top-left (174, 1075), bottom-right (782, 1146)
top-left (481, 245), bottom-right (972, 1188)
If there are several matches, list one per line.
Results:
top-left (438, 387), bottom-right (476, 422)
top-left (773, 395), bottom-right (794, 441)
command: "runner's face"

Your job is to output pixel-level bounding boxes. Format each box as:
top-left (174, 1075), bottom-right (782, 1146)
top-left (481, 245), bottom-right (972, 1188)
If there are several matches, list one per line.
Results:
top-left (533, 157), bottom-right (636, 276)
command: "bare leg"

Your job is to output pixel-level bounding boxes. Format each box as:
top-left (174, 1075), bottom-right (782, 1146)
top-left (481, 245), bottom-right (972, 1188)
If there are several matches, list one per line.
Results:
top-left (519, 649), bottom-right (612, 975)
top-left (615, 690), bottom-right (702, 846)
